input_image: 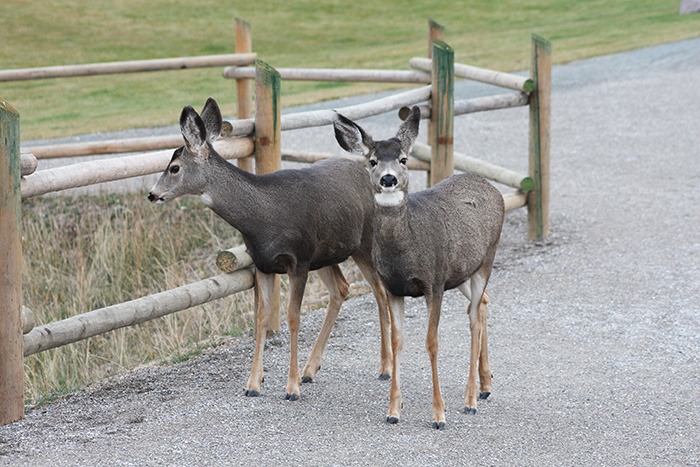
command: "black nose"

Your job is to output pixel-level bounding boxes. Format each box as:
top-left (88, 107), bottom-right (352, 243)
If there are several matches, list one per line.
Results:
top-left (147, 192), bottom-right (156, 202)
top-left (380, 174), bottom-right (398, 187)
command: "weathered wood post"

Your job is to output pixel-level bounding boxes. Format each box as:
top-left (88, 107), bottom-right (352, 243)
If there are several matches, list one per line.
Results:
top-left (0, 98), bottom-right (24, 425)
top-left (429, 40), bottom-right (455, 186)
top-left (254, 60), bottom-right (282, 333)
top-left (528, 34), bottom-right (551, 241)
top-left (235, 18), bottom-right (255, 173)
top-left (425, 19), bottom-right (445, 186)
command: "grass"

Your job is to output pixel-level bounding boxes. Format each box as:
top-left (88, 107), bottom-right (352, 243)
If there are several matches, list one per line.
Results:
top-left (4, 1), bottom-right (698, 402)
top-left (0, 1), bottom-right (697, 140)
top-left (21, 193), bottom-right (253, 402)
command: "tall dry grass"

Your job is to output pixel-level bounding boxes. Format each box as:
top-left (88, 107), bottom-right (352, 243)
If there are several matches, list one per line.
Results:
top-left (21, 193), bottom-right (253, 403)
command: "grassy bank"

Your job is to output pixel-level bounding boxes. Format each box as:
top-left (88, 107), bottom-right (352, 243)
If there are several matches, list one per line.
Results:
top-left (1, 1), bottom-right (698, 140)
top-left (21, 193), bottom-right (252, 402)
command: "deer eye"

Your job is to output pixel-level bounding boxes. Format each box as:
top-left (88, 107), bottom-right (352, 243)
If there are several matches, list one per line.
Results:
top-left (369, 159), bottom-right (378, 167)
top-left (169, 165), bottom-right (180, 174)
top-left (399, 158), bottom-right (408, 165)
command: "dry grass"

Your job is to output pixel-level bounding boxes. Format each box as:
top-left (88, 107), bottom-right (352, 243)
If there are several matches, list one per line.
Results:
top-left (21, 193), bottom-right (252, 402)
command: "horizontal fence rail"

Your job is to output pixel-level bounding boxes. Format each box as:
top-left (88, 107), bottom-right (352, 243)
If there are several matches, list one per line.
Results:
top-left (0, 54), bottom-right (257, 82)
top-left (24, 135), bottom-right (185, 159)
top-left (23, 268), bottom-right (255, 357)
top-left (410, 57), bottom-right (534, 92)
top-left (281, 149), bottom-right (429, 171)
top-left (224, 66), bottom-right (431, 83)
top-left (280, 85), bottom-right (432, 131)
top-left (400, 92), bottom-right (529, 120)
top-left (20, 150), bottom-right (37, 176)
top-left (20, 137), bottom-right (254, 198)
top-left (411, 143), bottom-right (534, 192)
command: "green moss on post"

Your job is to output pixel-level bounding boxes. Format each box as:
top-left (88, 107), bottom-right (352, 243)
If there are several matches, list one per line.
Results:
top-left (429, 40), bottom-right (454, 187)
top-left (0, 97), bottom-right (24, 425)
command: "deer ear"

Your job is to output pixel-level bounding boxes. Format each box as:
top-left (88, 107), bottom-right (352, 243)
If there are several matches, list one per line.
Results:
top-left (396, 106), bottom-right (420, 155)
top-left (180, 106), bottom-right (207, 154)
top-left (333, 112), bottom-right (374, 156)
top-left (201, 97), bottom-right (222, 142)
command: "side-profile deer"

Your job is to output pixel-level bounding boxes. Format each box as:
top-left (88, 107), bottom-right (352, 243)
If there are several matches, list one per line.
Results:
top-left (333, 106), bottom-right (504, 429)
top-left (148, 98), bottom-right (392, 401)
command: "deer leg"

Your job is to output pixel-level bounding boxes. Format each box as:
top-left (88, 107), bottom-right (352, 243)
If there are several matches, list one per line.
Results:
top-left (245, 270), bottom-right (276, 397)
top-left (386, 293), bottom-right (405, 424)
top-left (459, 282), bottom-right (492, 400)
top-left (285, 267), bottom-right (309, 401)
top-left (301, 265), bottom-right (349, 383)
top-left (477, 290), bottom-right (492, 400)
top-left (463, 270), bottom-right (488, 414)
top-left (426, 292), bottom-right (446, 430)
top-left (353, 257), bottom-right (392, 380)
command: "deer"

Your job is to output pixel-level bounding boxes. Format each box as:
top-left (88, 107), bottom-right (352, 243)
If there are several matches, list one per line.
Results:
top-left (333, 106), bottom-right (504, 429)
top-left (148, 97), bottom-right (393, 402)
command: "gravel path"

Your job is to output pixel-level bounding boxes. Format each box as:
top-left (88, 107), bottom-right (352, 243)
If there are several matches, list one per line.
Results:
top-left (3, 38), bottom-right (699, 465)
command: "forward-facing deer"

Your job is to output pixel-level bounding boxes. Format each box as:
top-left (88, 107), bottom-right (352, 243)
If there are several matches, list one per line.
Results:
top-left (148, 98), bottom-right (392, 401)
top-left (333, 106), bottom-right (504, 429)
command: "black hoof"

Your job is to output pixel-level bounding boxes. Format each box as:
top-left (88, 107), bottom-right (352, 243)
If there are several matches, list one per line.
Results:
top-left (462, 407), bottom-right (477, 415)
top-left (285, 393), bottom-right (300, 401)
top-left (244, 389), bottom-right (259, 397)
top-left (479, 391), bottom-right (491, 400)
top-left (386, 416), bottom-right (400, 425)
top-left (301, 376), bottom-right (313, 384)
top-left (432, 421), bottom-right (446, 430)
top-left (378, 373), bottom-right (391, 381)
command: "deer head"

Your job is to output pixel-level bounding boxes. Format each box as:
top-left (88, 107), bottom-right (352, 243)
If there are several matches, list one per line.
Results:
top-left (333, 106), bottom-right (420, 207)
top-left (148, 97), bottom-right (223, 204)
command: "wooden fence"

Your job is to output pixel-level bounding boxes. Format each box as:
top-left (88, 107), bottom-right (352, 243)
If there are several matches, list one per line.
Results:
top-left (0, 19), bottom-right (550, 425)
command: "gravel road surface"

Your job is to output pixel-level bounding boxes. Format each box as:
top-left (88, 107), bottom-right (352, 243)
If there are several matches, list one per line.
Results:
top-left (2, 38), bottom-right (699, 465)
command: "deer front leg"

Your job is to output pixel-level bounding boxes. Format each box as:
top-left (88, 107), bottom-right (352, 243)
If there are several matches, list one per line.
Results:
top-left (386, 293), bottom-right (405, 424)
top-left (285, 267), bottom-right (309, 401)
top-left (426, 292), bottom-right (446, 429)
top-left (301, 265), bottom-right (349, 383)
top-left (245, 270), bottom-right (275, 397)
top-left (354, 258), bottom-right (392, 380)
top-left (463, 271), bottom-right (487, 414)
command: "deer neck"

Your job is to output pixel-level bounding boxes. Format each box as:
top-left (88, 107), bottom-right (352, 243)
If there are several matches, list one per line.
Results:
top-left (373, 195), bottom-right (414, 252)
top-left (201, 157), bottom-right (266, 238)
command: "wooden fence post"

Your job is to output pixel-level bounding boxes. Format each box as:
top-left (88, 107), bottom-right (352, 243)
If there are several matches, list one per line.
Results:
top-left (429, 40), bottom-right (455, 187)
top-left (254, 60), bottom-right (282, 333)
top-left (0, 98), bottom-right (24, 425)
top-left (528, 34), bottom-right (551, 241)
top-left (426, 19), bottom-right (445, 186)
top-left (235, 18), bottom-right (255, 172)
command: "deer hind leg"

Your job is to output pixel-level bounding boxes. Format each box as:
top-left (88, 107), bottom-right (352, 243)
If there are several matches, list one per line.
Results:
top-left (245, 270), bottom-right (276, 397)
top-left (463, 269), bottom-right (488, 415)
top-left (458, 281), bottom-right (492, 400)
top-left (386, 293), bottom-right (405, 425)
top-left (301, 264), bottom-right (349, 383)
top-left (284, 267), bottom-right (309, 401)
top-left (354, 257), bottom-right (392, 380)
top-left (477, 290), bottom-right (492, 400)
top-left (426, 292), bottom-right (446, 430)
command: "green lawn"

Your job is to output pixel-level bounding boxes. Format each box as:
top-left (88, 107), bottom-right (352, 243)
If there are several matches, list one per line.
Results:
top-left (1, 1), bottom-right (697, 140)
